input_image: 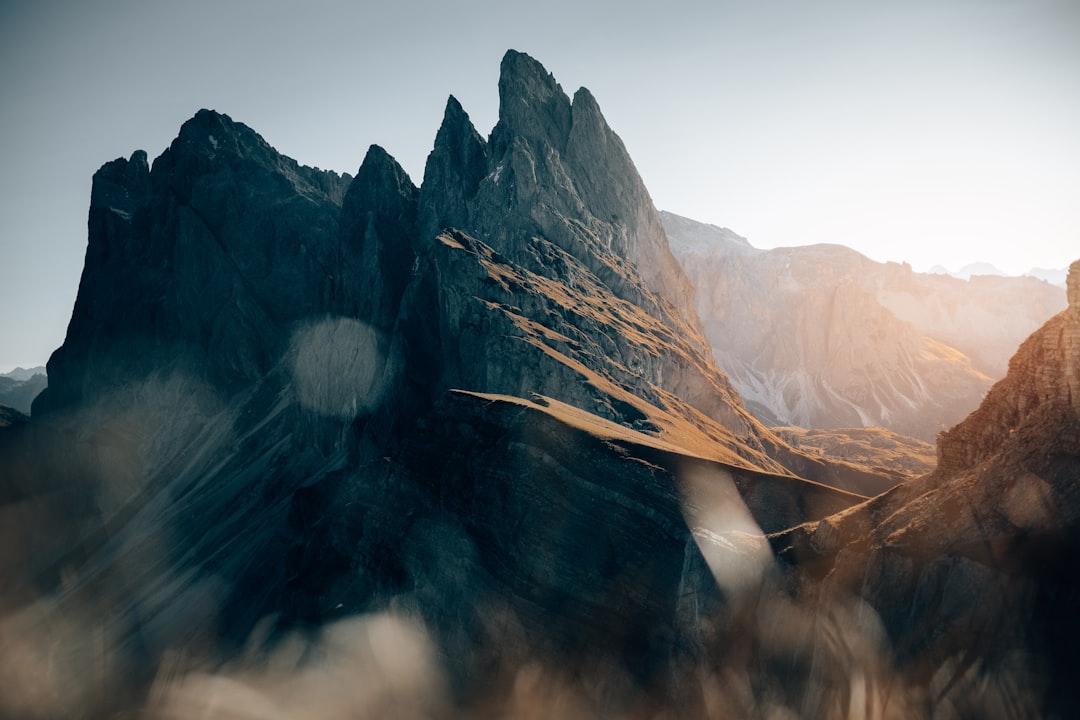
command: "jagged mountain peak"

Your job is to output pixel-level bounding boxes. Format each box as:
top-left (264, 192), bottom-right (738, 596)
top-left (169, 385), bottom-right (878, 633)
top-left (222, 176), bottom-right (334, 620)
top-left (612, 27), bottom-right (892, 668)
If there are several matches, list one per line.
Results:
top-left (36, 107), bottom-right (356, 415)
top-left (495, 49), bottom-right (572, 152)
top-left (354, 144), bottom-right (415, 197)
top-left (173, 108), bottom-right (263, 158)
top-left (89, 149), bottom-right (151, 219)
top-left (418, 95), bottom-right (487, 237)
top-left (339, 142), bottom-right (418, 331)
top-left (432, 94), bottom-right (483, 152)
top-left (422, 52), bottom-right (702, 337)
top-left (161, 108), bottom-right (351, 206)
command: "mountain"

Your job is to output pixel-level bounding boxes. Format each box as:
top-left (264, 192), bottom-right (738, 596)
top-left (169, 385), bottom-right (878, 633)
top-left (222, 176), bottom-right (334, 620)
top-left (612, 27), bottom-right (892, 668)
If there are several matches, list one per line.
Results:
top-left (1, 51), bottom-right (895, 719)
top-left (927, 262), bottom-right (1007, 280)
top-left (1, 365), bottom-right (46, 382)
top-left (0, 368), bottom-right (46, 415)
top-left (773, 259), bottom-right (1080, 717)
top-left (664, 212), bottom-right (1066, 440)
top-left (1027, 266), bottom-right (1068, 287)
top-left (954, 261), bottom-right (1004, 279)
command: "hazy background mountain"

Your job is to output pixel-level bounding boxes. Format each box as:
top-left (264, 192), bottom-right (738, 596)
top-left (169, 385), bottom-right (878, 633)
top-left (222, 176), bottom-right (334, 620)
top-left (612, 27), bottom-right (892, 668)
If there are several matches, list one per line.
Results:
top-left (928, 262), bottom-right (1070, 286)
top-left (0, 365), bottom-right (46, 415)
top-left (664, 212), bottom-right (1066, 441)
top-left (953, 261), bottom-right (1004, 279)
top-left (1, 365), bottom-right (46, 382)
top-left (1027, 266), bottom-right (1070, 286)
top-left (0, 405), bottom-right (28, 428)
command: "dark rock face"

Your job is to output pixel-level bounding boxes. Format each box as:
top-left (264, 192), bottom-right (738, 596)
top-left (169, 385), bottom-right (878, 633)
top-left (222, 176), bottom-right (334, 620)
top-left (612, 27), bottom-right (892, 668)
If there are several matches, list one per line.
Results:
top-left (423, 52), bottom-right (700, 354)
top-left (339, 144), bottom-right (418, 331)
top-left (665, 212), bottom-right (1066, 442)
top-left (773, 258), bottom-right (1080, 717)
top-left (35, 110), bottom-right (352, 415)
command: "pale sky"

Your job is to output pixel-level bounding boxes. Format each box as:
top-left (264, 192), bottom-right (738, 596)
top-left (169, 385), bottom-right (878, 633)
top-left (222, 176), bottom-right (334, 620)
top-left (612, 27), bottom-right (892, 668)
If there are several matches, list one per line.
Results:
top-left (1, 0), bottom-right (1078, 372)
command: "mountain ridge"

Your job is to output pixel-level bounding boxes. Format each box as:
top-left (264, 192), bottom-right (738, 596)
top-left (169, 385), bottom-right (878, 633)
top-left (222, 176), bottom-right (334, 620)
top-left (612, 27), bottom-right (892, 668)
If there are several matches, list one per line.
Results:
top-left (664, 211), bottom-right (1065, 440)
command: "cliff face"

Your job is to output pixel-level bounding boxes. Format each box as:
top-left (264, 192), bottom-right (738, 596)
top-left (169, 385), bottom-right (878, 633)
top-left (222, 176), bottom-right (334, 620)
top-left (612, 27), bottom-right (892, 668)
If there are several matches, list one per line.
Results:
top-left (936, 261), bottom-right (1080, 474)
top-left (422, 52), bottom-right (697, 328)
top-left (35, 111), bottom-right (353, 415)
top-left (665, 212), bottom-right (1066, 441)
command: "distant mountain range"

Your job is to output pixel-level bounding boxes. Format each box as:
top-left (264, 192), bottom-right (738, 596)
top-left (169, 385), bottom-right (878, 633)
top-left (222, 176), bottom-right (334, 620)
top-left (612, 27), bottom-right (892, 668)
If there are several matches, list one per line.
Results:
top-left (929, 261), bottom-right (1068, 286)
top-left (664, 212), bottom-right (1066, 441)
top-left (1, 365), bottom-right (46, 382)
top-left (0, 365), bottom-right (46, 415)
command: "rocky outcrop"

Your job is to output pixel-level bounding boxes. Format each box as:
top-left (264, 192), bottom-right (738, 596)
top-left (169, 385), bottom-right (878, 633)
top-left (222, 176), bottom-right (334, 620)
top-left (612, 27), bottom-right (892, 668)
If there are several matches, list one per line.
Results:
top-left (338, 144), bottom-right (418, 332)
top-left (665, 212), bottom-right (1066, 441)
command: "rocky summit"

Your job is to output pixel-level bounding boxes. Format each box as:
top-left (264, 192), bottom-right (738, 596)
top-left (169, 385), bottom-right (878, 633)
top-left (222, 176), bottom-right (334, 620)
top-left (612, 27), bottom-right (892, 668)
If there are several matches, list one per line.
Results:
top-left (1, 50), bottom-right (1078, 719)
